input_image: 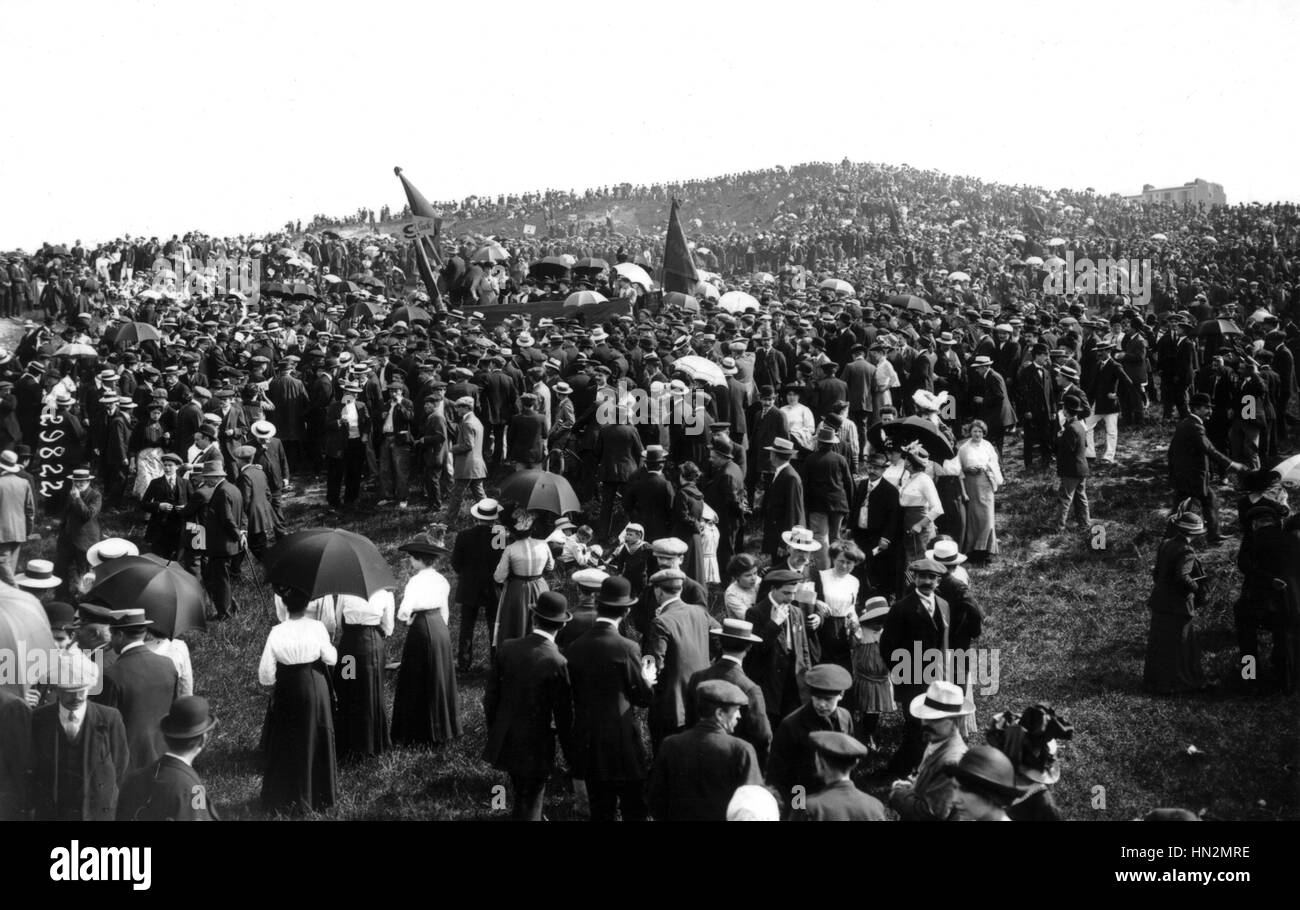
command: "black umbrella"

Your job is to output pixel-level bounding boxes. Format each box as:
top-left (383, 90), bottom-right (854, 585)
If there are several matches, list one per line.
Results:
top-left (497, 470), bottom-right (582, 515)
top-left (289, 281), bottom-right (318, 300)
top-left (573, 257), bottom-right (609, 273)
top-left (866, 416), bottom-right (956, 460)
top-left (264, 528), bottom-right (395, 599)
top-left (261, 282), bottom-right (291, 297)
top-left (528, 258), bottom-right (570, 280)
top-left (887, 294), bottom-right (933, 314)
top-left (105, 321), bottom-right (164, 346)
top-left (359, 276), bottom-right (386, 290)
top-left (347, 301), bottom-right (382, 321)
top-left (1198, 319), bottom-right (1242, 337)
top-left (86, 556), bottom-right (207, 638)
top-left (387, 305), bottom-right (431, 326)
top-left (330, 280), bottom-right (363, 295)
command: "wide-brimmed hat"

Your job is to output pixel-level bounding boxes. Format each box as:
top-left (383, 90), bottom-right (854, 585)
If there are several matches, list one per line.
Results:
top-left (781, 526), bottom-right (821, 551)
top-left (944, 744), bottom-right (1021, 801)
top-left (398, 534), bottom-right (446, 558)
top-left (0, 450), bottom-right (19, 473)
top-left (764, 437), bottom-right (796, 456)
top-left (910, 680), bottom-right (975, 720)
top-left (530, 591), bottom-right (572, 623)
top-left (858, 596), bottom-right (890, 623)
top-left (470, 498), bottom-right (501, 521)
top-left (970, 355), bottom-right (993, 368)
top-left (710, 617), bottom-right (763, 644)
top-left (250, 419), bottom-right (276, 439)
top-left (159, 695), bottom-right (219, 739)
top-left (927, 539), bottom-right (967, 566)
top-left (901, 439), bottom-right (930, 463)
top-left (87, 538), bottom-right (140, 567)
top-left (15, 559), bottom-right (60, 589)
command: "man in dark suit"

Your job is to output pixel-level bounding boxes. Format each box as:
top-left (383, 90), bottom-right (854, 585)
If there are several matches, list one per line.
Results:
top-left (506, 392), bottom-right (547, 470)
top-left (761, 438), bottom-right (805, 559)
top-left (483, 592), bottom-right (574, 821)
top-left (745, 385), bottom-right (789, 505)
top-left (141, 454), bottom-right (189, 559)
top-left (627, 537), bottom-right (708, 636)
top-left (234, 446), bottom-right (275, 560)
top-left (1169, 392), bottom-right (1242, 543)
top-left (802, 426), bottom-right (855, 568)
top-left (201, 465), bottom-right (245, 619)
top-left (621, 445), bottom-right (674, 541)
top-left (840, 347), bottom-right (875, 460)
top-left (480, 356), bottom-right (517, 467)
top-left (0, 686), bottom-right (29, 820)
top-left (644, 568), bottom-right (720, 749)
top-left (418, 385), bottom-right (450, 511)
top-left (564, 576), bottom-right (656, 821)
top-left (812, 361), bottom-right (848, 422)
top-left (117, 695), bottom-right (219, 821)
top-left (646, 679), bottom-right (762, 821)
top-left (745, 569), bottom-right (815, 730)
top-left (880, 557), bottom-right (976, 776)
top-left (30, 652), bottom-right (130, 821)
top-left (702, 438), bottom-right (748, 572)
top-left (1084, 341), bottom-right (1132, 466)
top-left (94, 609), bottom-right (180, 775)
top-left (250, 420), bottom-right (291, 538)
top-left (1016, 344), bottom-right (1057, 469)
top-left (374, 381), bottom-right (417, 507)
top-left (594, 406), bottom-right (644, 541)
top-left (686, 618), bottom-right (771, 766)
top-left (766, 663), bottom-right (854, 814)
top-left (266, 360), bottom-right (309, 467)
top-left (54, 469), bottom-right (101, 599)
top-left (213, 389), bottom-right (249, 480)
top-left (792, 731), bottom-right (887, 821)
top-left (324, 381), bottom-right (370, 508)
top-left (967, 357), bottom-right (1015, 455)
top-left (451, 498), bottom-right (506, 671)
top-left (849, 451), bottom-right (905, 598)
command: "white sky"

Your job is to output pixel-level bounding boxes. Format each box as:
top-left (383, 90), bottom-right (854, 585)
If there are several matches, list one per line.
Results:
top-left (1, 0), bottom-right (1295, 249)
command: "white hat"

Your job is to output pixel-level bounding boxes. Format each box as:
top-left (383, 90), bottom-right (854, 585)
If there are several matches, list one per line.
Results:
top-left (909, 680), bottom-right (975, 720)
top-left (49, 650), bottom-right (100, 692)
top-left (470, 498), bottom-right (500, 521)
top-left (726, 785), bottom-right (780, 821)
top-left (572, 568), bottom-right (609, 589)
top-left (781, 526), bottom-right (821, 552)
top-left (454, 396), bottom-right (475, 408)
top-left (251, 419), bottom-right (277, 439)
top-left (15, 559), bottom-right (60, 589)
top-left (87, 538), bottom-right (140, 567)
top-left (927, 539), bottom-right (967, 565)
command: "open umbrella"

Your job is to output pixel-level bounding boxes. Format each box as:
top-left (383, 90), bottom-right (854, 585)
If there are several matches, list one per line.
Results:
top-left (55, 343), bottom-right (98, 358)
top-left (358, 275), bottom-right (386, 290)
top-left (718, 290), bottom-right (760, 314)
top-left (0, 585), bottom-right (56, 697)
top-left (264, 528), bottom-right (396, 599)
top-left (564, 290), bottom-right (608, 307)
top-left (866, 416), bottom-right (956, 460)
top-left (473, 244), bottom-right (509, 264)
top-left (662, 291), bottom-right (700, 313)
top-left (696, 282), bottom-right (720, 302)
top-left (818, 278), bottom-right (855, 295)
top-left (671, 354), bottom-right (727, 386)
top-left (573, 258), bottom-right (609, 273)
top-left (1024, 256), bottom-right (1044, 266)
top-left (107, 321), bottom-right (164, 346)
top-left (529, 257), bottom-right (571, 280)
top-left (886, 294), bottom-right (932, 314)
top-left (347, 301), bottom-right (382, 321)
top-left (86, 556), bottom-right (207, 638)
top-left (1198, 319), bottom-right (1242, 338)
top-left (332, 280), bottom-right (363, 295)
top-left (289, 281), bottom-right (319, 300)
top-left (497, 470), bottom-right (582, 515)
top-left (1150, 233), bottom-right (1168, 241)
top-left (753, 271), bottom-right (776, 285)
top-left (613, 262), bottom-right (653, 288)
top-left (1046, 237), bottom-right (1067, 247)
top-left (947, 271), bottom-right (971, 283)
top-left (387, 305), bottom-right (431, 325)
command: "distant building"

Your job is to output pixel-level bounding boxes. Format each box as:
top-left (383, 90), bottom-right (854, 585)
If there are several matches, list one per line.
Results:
top-left (1126, 178), bottom-right (1226, 207)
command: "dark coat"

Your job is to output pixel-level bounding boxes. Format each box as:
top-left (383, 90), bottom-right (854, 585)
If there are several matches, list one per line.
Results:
top-left (646, 718), bottom-right (762, 821)
top-left (94, 645), bottom-right (179, 774)
top-left (746, 402), bottom-right (790, 460)
top-left (0, 689), bottom-right (30, 820)
top-left (480, 370), bottom-right (517, 425)
top-left (116, 754), bottom-right (219, 821)
top-left (266, 374), bottom-right (309, 441)
top-left (686, 658), bottom-right (772, 767)
top-left (29, 701), bottom-right (129, 821)
top-left (880, 588), bottom-right (980, 701)
top-left (203, 479), bottom-right (245, 557)
top-left (140, 473), bottom-right (188, 548)
top-left (237, 464), bottom-right (275, 536)
top-left (564, 622), bottom-right (653, 782)
top-left (253, 437), bottom-right (290, 491)
top-left (801, 448), bottom-right (855, 514)
top-left (793, 778), bottom-right (888, 821)
top-left (595, 422), bottom-right (644, 482)
top-left (59, 485), bottom-right (102, 551)
top-left (744, 595), bottom-right (814, 720)
top-left (645, 600), bottom-right (719, 736)
top-left (1057, 418), bottom-right (1090, 478)
top-left (622, 469), bottom-right (675, 541)
top-left (1148, 535), bottom-right (1202, 617)
top-left (1087, 358), bottom-right (1132, 415)
top-left (324, 400), bottom-right (371, 459)
top-left (483, 632), bottom-right (573, 779)
top-left (767, 702), bottom-right (854, 806)
top-left (450, 522), bottom-right (503, 605)
top-left (507, 412), bottom-right (547, 464)
top-left (762, 465), bottom-right (805, 556)
top-left (1168, 415), bottom-right (1232, 496)
top-left (970, 368), bottom-right (1016, 429)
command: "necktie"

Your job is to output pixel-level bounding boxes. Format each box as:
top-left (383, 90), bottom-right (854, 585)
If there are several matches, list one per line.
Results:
top-left (63, 712), bottom-right (79, 740)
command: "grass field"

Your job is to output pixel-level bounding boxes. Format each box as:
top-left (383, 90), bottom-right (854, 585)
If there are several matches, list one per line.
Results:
top-left (27, 415), bottom-right (1298, 821)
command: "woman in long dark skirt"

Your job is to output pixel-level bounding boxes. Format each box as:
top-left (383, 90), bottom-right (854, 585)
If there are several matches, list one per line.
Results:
top-left (258, 585), bottom-right (339, 815)
top-left (391, 536), bottom-right (462, 746)
top-left (1144, 511), bottom-right (1209, 694)
top-left (672, 461), bottom-right (708, 587)
top-left (333, 591), bottom-right (395, 761)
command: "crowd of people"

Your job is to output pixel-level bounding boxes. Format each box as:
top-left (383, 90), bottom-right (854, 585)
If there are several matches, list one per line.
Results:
top-left (0, 158), bottom-right (1296, 821)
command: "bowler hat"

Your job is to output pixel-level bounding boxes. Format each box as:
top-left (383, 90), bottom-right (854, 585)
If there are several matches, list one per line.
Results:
top-left (944, 744), bottom-right (1022, 801)
top-left (159, 695), bottom-right (219, 739)
top-left (596, 575), bottom-right (637, 607)
top-left (530, 591), bottom-right (572, 623)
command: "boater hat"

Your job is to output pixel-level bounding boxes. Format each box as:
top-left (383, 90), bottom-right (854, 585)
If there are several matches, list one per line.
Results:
top-left (710, 617), bottom-right (763, 644)
top-left (909, 680), bottom-right (975, 720)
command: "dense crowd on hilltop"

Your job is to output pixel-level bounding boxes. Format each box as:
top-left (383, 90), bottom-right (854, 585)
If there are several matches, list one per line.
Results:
top-left (0, 158), bottom-right (1297, 822)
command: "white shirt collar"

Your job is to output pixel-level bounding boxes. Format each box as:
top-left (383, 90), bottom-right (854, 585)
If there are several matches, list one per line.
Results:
top-left (164, 752), bottom-right (193, 767)
top-left (62, 702), bottom-right (87, 724)
top-left (721, 653), bottom-right (742, 665)
top-left (120, 640), bottom-right (145, 655)
top-left (532, 628), bottom-right (557, 643)
top-left (595, 617), bottom-right (619, 627)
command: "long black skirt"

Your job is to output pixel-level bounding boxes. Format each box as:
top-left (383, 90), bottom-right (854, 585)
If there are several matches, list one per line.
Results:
top-left (334, 622), bottom-right (391, 761)
top-left (261, 661), bottom-right (337, 815)
top-left (391, 611), bottom-right (462, 746)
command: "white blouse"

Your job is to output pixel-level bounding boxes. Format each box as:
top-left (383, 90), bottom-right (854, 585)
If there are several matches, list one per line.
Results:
top-left (257, 617), bottom-right (338, 685)
top-left (274, 593), bottom-right (339, 639)
top-left (328, 590), bottom-right (396, 636)
top-left (957, 438), bottom-right (1004, 489)
top-left (723, 583), bottom-right (756, 620)
top-left (494, 538), bottom-right (554, 584)
top-left (819, 570), bottom-right (860, 618)
top-left (147, 638), bottom-right (194, 697)
top-left (398, 568), bottom-right (451, 625)
top-left (897, 469), bottom-right (944, 522)
top-left (780, 403), bottom-right (816, 447)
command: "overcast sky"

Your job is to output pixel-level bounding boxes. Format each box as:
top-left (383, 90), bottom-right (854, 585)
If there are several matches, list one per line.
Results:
top-left (1, 0), bottom-right (1295, 249)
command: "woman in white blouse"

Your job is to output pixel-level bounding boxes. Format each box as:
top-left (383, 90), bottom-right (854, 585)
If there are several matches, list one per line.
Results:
top-left (390, 536), bottom-right (462, 746)
top-left (723, 553), bottom-right (760, 620)
top-left (144, 630), bottom-right (193, 697)
top-left (896, 441), bottom-right (944, 567)
top-left (332, 589), bottom-right (396, 761)
top-left (957, 420), bottom-right (1004, 563)
top-left (817, 541), bottom-right (865, 676)
top-left (492, 511), bottom-right (555, 649)
top-left (258, 584), bottom-right (338, 816)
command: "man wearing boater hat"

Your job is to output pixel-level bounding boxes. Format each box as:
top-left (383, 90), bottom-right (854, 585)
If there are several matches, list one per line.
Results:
top-left (686, 617), bottom-right (771, 766)
top-left (451, 498), bottom-right (506, 672)
top-left (117, 695), bottom-right (220, 821)
top-left (483, 591), bottom-right (574, 821)
top-left (565, 576), bottom-right (657, 821)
